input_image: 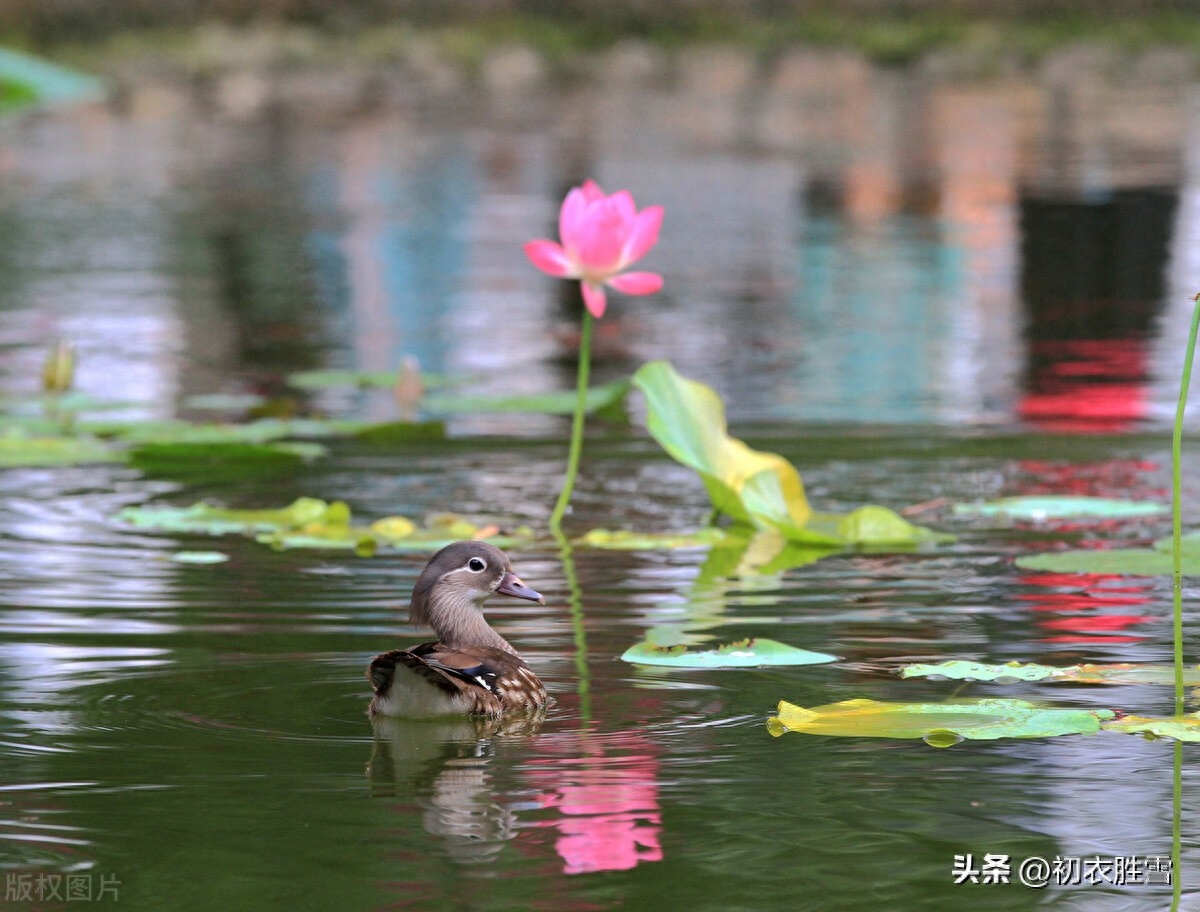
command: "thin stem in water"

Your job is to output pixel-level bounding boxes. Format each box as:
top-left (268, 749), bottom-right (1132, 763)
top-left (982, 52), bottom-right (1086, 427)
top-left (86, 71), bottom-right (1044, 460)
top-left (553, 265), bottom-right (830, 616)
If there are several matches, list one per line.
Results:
top-left (549, 311), bottom-right (594, 532)
top-left (1172, 293), bottom-right (1200, 712)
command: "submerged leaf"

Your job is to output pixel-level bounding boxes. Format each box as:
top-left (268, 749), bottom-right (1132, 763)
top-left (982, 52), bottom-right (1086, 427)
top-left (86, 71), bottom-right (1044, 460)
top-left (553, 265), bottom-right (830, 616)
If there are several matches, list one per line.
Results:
top-left (622, 638), bottom-right (837, 668)
top-left (631, 361), bottom-right (951, 549)
top-left (953, 496), bottom-right (1166, 520)
top-left (767, 697), bottom-right (1113, 743)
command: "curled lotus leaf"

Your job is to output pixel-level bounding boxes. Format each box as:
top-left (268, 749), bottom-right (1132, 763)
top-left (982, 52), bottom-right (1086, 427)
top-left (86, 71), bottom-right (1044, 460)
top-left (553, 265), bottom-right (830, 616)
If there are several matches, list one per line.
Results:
top-left (767, 697), bottom-right (1114, 744)
top-left (953, 496), bottom-right (1166, 521)
top-left (623, 637), bottom-right (837, 668)
top-left (631, 361), bottom-right (950, 549)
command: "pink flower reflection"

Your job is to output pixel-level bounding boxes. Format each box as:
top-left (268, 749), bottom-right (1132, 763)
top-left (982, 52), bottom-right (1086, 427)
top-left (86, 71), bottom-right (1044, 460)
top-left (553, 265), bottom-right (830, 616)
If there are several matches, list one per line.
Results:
top-left (524, 180), bottom-right (663, 319)
top-left (526, 751), bottom-right (663, 875)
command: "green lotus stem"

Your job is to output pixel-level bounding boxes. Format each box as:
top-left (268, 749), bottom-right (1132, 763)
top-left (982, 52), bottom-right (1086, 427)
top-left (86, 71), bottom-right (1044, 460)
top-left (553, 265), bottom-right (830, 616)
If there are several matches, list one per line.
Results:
top-left (1173, 740), bottom-right (1182, 912)
top-left (549, 311), bottom-right (594, 532)
top-left (1169, 293), bottom-right (1199, 912)
top-left (1172, 293), bottom-right (1200, 711)
top-left (554, 527), bottom-right (591, 721)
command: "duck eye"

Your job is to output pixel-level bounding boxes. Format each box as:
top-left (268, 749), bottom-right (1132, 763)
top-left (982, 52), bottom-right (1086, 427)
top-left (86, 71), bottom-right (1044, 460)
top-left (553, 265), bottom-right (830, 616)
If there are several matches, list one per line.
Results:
top-left (467, 557), bottom-right (487, 572)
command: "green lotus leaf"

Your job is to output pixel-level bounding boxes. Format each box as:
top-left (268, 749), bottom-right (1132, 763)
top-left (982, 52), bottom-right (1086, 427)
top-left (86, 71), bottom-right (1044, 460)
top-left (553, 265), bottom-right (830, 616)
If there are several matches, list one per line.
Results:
top-left (631, 361), bottom-right (951, 548)
top-left (632, 361), bottom-right (810, 530)
top-left (622, 638), bottom-right (837, 668)
top-left (118, 498), bottom-right (344, 535)
top-left (0, 433), bottom-right (123, 467)
top-left (1014, 548), bottom-right (1200, 576)
top-left (87, 418), bottom-right (350, 444)
top-left (1068, 664), bottom-right (1200, 685)
top-left (577, 528), bottom-right (732, 550)
top-left (258, 524), bottom-right (534, 554)
top-left (901, 660), bottom-right (1200, 685)
top-left (767, 697), bottom-right (1114, 744)
top-left (899, 660), bottom-right (1069, 682)
top-left (953, 496), bottom-right (1166, 520)
top-left (120, 498), bottom-right (532, 555)
top-left (1102, 713), bottom-right (1200, 742)
top-left (0, 47), bottom-right (104, 112)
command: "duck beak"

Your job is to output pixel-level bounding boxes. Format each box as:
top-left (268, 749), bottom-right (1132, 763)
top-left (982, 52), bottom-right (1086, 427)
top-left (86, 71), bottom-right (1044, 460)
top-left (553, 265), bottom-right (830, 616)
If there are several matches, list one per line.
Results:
top-left (497, 572), bottom-right (545, 604)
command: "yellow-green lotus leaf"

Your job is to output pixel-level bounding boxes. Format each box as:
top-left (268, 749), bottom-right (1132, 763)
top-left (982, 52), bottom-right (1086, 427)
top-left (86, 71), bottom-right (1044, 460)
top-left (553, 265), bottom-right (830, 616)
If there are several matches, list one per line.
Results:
top-left (632, 360), bottom-right (810, 531)
top-left (631, 361), bottom-right (951, 550)
top-left (1102, 713), bottom-right (1200, 741)
top-left (767, 697), bottom-right (1113, 743)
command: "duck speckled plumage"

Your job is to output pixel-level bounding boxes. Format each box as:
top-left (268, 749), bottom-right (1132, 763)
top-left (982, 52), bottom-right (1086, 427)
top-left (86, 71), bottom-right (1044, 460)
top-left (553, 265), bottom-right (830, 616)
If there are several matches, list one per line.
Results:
top-left (367, 541), bottom-right (547, 718)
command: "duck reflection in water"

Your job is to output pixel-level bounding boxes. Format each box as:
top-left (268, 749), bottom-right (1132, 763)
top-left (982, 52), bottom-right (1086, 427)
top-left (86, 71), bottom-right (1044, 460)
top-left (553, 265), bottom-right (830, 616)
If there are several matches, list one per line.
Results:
top-left (367, 714), bottom-right (545, 863)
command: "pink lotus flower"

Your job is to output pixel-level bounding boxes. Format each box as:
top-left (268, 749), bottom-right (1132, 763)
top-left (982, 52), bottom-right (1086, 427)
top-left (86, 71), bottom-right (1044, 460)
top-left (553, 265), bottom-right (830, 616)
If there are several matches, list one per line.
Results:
top-left (525, 180), bottom-right (664, 319)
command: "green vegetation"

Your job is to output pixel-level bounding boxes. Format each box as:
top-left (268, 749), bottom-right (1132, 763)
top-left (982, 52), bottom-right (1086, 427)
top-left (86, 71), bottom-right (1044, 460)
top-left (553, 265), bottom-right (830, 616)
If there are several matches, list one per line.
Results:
top-left (17, 6), bottom-right (1200, 81)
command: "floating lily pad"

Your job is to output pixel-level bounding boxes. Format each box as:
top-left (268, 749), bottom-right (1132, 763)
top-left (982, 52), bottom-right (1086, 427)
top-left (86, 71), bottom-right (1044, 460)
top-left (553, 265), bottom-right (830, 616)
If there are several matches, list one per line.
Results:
top-left (0, 434), bottom-right (123, 467)
top-left (1015, 548), bottom-right (1200, 576)
top-left (899, 660), bottom-right (1200, 685)
top-left (1102, 713), bottom-right (1200, 742)
top-left (631, 361), bottom-right (950, 548)
top-left (118, 498), bottom-right (343, 535)
top-left (1017, 530), bottom-right (1200, 576)
top-left (899, 660), bottom-right (1067, 683)
top-left (119, 498), bottom-right (532, 555)
top-left (169, 551), bottom-right (230, 564)
top-left (623, 638), bottom-right (837, 668)
top-left (953, 496), bottom-right (1166, 521)
top-left (766, 697), bottom-right (1114, 745)
top-left (86, 418), bottom-right (349, 445)
top-left (577, 528), bottom-right (731, 550)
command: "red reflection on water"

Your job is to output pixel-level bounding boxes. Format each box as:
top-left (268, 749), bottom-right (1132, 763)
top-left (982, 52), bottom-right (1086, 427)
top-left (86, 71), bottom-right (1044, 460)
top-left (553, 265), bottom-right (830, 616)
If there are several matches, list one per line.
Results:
top-left (524, 744), bottom-right (663, 875)
top-left (1017, 572), bottom-right (1155, 643)
top-left (1019, 338), bottom-right (1149, 432)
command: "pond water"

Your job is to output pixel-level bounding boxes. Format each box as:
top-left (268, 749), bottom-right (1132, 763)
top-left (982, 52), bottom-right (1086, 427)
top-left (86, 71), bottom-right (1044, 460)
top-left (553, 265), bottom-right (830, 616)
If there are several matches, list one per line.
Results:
top-left (3, 43), bottom-right (1200, 910)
